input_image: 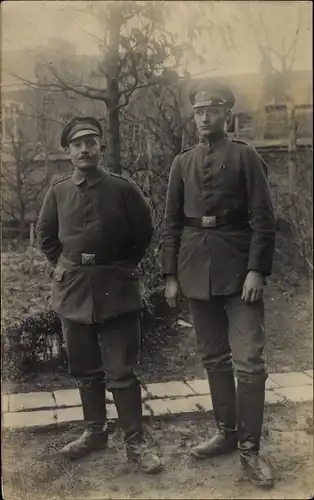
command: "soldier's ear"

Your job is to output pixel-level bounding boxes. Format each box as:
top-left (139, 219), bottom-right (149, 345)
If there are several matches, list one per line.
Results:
top-left (64, 146), bottom-right (70, 155)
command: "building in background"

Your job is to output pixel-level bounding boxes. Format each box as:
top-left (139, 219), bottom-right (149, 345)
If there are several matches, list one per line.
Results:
top-left (1, 44), bottom-right (313, 230)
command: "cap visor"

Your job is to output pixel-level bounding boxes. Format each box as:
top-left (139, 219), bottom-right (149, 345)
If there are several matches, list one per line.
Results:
top-left (69, 129), bottom-right (101, 142)
top-left (193, 100), bottom-right (227, 108)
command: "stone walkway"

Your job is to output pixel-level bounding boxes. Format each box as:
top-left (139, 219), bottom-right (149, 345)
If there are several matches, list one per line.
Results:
top-left (2, 370), bottom-right (313, 430)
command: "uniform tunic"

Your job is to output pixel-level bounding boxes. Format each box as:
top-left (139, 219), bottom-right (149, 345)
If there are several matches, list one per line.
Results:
top-left (162, 135), bottom-right (276, 300)
top-left (37, 167), bottom-right (153, 324)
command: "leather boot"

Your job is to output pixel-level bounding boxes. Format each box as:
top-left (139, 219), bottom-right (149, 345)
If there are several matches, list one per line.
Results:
top-left (112, 384), bottom-right (162, 474)
top-left (237, 375), bottom-right (275, 489)
top-left (61, 379), bottom-right (108, 460)
top-left (191, 368), bottom-right (238, 459)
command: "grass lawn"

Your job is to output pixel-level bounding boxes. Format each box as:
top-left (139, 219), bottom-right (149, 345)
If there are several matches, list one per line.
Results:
top-left (2, 401), bottom-right (313, 500)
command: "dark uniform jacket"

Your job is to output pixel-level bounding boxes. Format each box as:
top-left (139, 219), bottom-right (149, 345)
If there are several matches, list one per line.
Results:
top-left (36, 167), bottom-right (153, 323)
top-left (162, 135), bottom-right (276, 300)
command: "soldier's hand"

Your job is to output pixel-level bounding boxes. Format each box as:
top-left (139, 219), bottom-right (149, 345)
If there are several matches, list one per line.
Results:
top-left (241, 271), bottom-right (264, 303)
top-left (165, 275), bottom-right (180, 308)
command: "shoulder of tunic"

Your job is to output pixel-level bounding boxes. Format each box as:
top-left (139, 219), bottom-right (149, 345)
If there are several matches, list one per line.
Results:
top-left (51, 175), bottom-right (72, 187)
top-left (109, 172), bottom-right (130, 181)
top-left (109, 172), bottom-right (140, 190)
top-left (230, 138), bottom-right (252, 148)
top-left (231, 138), bottom-right (268, 173)
top-left (177, 144), bottom-right (197, 156)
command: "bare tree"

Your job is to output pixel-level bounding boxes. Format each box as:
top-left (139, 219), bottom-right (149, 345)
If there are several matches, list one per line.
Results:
top-left (10, 1), bottom-right (238, 175)
top-left (243, 2), bottom-right (309, 191)
top-left (11, 2), bottom-right (186, 174)
top-left (1, 128), bottom-right (50, 241)
top-left (123, 70), bottom-right (195, 160)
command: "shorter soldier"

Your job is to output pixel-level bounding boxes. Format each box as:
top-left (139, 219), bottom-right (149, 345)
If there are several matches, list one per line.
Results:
top-left (37, 116), bottom-right (162, 474)
top-left (162, 83), bottom-right (276, 488)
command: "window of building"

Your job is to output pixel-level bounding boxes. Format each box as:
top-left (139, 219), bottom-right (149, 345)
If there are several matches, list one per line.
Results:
top-left (227, 115), bottom-right (236, 133)
top-left (238, 113), bottom-right (254, 138)
top-left (226, 113), bottom-right (254, 138)
top-left (294, 105), bottom-right (313, 138)
top-left (2, 101), bottom-right (23, 142)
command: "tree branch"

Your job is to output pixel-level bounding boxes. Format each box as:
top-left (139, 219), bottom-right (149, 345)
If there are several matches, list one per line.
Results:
top-left (8, 71), bottom-right (108, 102)
top-left (72, 18), bottom-right (110, 51)
top-left (284, 5), bottom-right (302, 59)
top-left (118, 76), bottom-right (163, 109)
top-left (1, 205), bottom-right (19, 220)
top-left (49, 67), bottom-right (109, 102)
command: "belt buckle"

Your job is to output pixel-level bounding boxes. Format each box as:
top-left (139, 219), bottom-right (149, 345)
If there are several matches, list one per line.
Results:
top-left (81, 253), bottom-right (96, 265)
top-left (202, 216), bottom-right (216, 228)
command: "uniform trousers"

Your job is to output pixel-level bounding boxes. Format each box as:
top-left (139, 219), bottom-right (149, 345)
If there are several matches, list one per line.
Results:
top-left (61, 312), bottom-right (141, 391)
top-left (190, 294), bottom-right (267, 382)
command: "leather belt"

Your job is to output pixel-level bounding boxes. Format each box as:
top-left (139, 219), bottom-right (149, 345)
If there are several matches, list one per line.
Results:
top-left (62, 251), bottom-right (108, 265)
top-left (184, 214), bottom-right (248, 228)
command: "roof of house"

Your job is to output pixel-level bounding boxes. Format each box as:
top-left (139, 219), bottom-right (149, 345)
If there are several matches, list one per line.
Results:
top-left (2, 48), bottom-right (100, 90)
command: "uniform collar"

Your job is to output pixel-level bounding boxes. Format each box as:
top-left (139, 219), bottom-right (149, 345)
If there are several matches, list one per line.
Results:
top-left (71, 166), bottom-right (108, 187)
top-left (199, 131), bottom-right (228, 149)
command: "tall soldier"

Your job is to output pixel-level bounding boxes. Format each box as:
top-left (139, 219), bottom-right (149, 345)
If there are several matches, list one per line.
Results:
top-left (162, 83), bottom-right (276, 488)
top-left (37, 116), bottom-right (162, 474)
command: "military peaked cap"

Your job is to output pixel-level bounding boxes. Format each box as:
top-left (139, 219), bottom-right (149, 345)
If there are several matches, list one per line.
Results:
top-left (61, 116), bottom-right (103, 148)
top-left (190, 82), bottom-right (235, 109)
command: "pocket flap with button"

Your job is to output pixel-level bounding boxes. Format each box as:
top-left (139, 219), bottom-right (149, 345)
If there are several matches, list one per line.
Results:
top-left (53, 267), bottom-right (65, 282)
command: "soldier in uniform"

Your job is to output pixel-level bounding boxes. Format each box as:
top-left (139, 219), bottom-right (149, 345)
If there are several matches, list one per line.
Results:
top-left (37, 116), bottom-right (162, 474)
top-left (162, 83), bottom-right (276, 488)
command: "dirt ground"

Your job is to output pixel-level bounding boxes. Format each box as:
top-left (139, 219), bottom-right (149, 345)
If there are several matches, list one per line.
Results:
top-left (2, 401), bottom-right (313, 500)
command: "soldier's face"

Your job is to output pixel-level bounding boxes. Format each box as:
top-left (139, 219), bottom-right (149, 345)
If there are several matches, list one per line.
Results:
top-left (66, 135), bottom-right (101, 170)
top-left (194, 106), bottom-right (228, 136)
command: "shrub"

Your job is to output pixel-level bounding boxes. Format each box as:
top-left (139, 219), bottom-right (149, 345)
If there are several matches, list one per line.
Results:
top-left (2, 309), bottom-right (66, 381)
top-left (288, 147), bottom-right (313, 269)
top-left (266, 145), bottom-right (313, 273)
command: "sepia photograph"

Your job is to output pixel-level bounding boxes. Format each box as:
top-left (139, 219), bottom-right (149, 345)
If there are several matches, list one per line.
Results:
top-left (1, 1), bottom-right (313, 498)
